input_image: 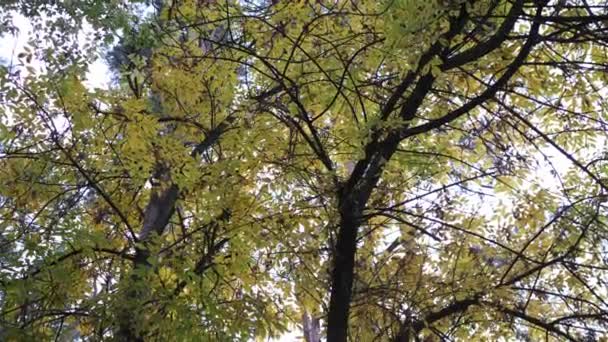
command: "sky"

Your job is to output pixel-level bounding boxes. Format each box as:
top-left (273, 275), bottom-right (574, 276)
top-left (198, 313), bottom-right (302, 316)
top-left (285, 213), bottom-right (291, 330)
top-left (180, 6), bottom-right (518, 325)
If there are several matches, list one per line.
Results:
top-left (0, 13), bottom-right (112, 89)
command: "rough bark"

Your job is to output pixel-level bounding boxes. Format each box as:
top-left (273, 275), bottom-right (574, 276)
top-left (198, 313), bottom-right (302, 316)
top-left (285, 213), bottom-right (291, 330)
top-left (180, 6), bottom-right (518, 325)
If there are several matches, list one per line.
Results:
top-left (117, 183), bottom-right (179, 341)
top-left (116, 121), bottom-right (231, 340)
top-left (302, 310), bottom-right (321, 342)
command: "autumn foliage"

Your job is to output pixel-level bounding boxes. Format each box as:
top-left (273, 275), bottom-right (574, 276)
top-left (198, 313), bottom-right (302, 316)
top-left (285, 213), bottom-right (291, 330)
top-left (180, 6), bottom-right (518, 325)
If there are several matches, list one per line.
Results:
top-left (1, 0), bottom-right (608, 341)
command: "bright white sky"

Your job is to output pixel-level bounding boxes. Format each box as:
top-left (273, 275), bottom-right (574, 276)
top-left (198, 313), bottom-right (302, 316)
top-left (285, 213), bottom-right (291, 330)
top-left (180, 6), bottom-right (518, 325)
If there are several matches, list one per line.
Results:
top-left (0, 13), bottom-right (112, 89)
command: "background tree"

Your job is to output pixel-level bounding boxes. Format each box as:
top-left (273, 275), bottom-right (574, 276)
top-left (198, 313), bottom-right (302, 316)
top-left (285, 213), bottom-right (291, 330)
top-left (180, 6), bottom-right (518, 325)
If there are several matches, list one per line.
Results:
top-left (1, 0), bottom-right (608, 341)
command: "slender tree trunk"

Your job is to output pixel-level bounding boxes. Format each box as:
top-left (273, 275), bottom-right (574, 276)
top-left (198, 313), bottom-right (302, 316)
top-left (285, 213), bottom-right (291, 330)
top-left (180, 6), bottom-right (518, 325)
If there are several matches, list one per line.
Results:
top-left (117, 184), bottom-right (179, 341)
top-left (302, 310), bottom-right (321, 342)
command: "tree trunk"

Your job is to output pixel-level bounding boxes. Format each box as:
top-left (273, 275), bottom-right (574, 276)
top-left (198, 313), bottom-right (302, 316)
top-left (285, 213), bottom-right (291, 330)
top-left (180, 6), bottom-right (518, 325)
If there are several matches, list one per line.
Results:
top-left (326, 138), bottom-right (400, 341)
top-left (302, 310), bottom-right (321, 342)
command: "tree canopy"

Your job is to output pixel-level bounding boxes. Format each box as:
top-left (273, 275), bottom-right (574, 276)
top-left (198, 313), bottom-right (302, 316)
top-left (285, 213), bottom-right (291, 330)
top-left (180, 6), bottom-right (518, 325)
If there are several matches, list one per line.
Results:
top-left (1, 0), bottom-right (608, 340)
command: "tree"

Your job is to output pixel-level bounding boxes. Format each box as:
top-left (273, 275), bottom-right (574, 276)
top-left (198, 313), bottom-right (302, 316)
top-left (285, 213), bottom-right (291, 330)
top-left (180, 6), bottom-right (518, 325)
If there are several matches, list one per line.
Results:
top-left (1, 0), bottom-right (608, 340)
